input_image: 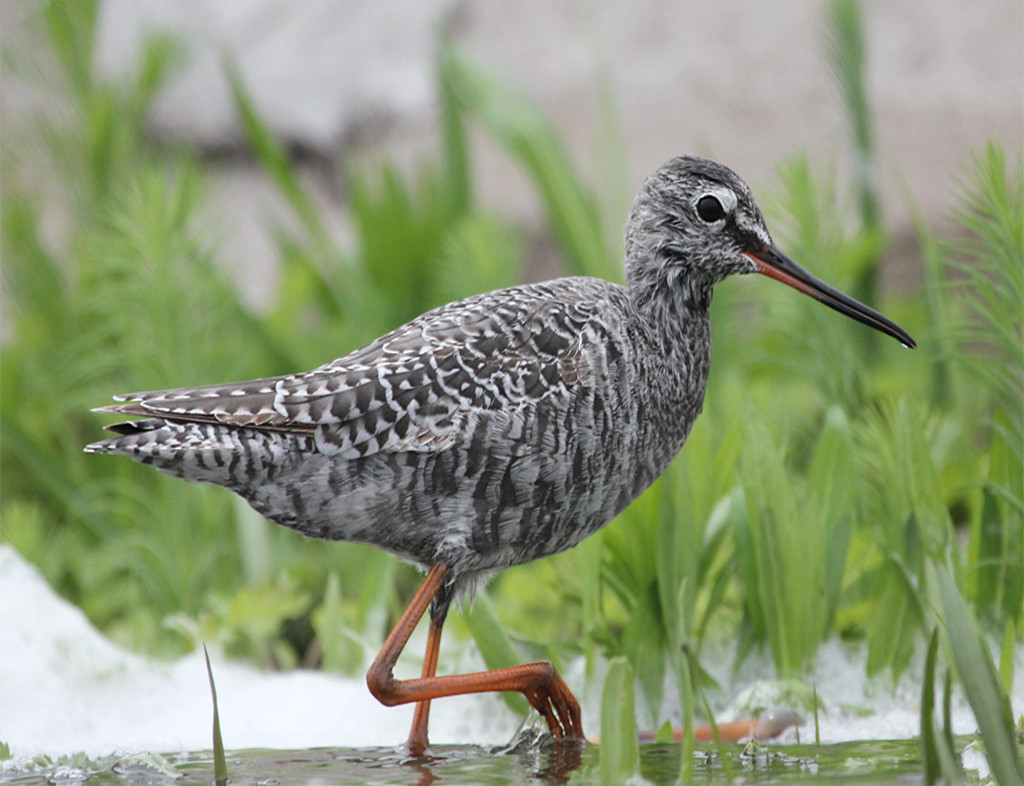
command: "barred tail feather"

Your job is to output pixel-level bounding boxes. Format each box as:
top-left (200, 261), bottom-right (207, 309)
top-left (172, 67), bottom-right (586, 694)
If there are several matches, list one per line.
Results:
top-left (85, 419), bottom-right (300, 487)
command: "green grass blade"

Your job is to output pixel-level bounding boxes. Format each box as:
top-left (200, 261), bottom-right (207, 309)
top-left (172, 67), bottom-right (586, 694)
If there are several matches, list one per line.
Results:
top-left (969, 411), bottom-right (1024, 623)
top-left (999, 618), bottom-right (1016, 695)
top-left (125, 34), bottom-right (184, 130)
top-left (866, 556), bottom-right (925, 677)
top-left (676, 637), bottom-right (695, 782)
top-left (684, 645), bottom-right (735, 782)
top-left (312, 572), bottom-right (363, 674)
top-left (825, 0), bottom-right (879, 236)
top-left (949, 145), bottom-right (1023, 450)
top-left (599, 656), bottom-right (639, 785)
top-left (223, 59), bottom-right (334, 256)
top-left (856, 398), bottom-right (952, 678)
top-left (807, 405), bottom-right (856, 631)
top-left (920, 628), bottom-right (961, 783)
top-left (941, 670), bottom-right (957, 774)
top-left (739, 411), bottom-right (844, 677)
top-left (443, 50), bottom-right (615, 279)
top-left (933, 563), bottom-right (1024, 785)
top-left (437, 42), bottom-right (471, 215)
top-left (622, 584), bottom-right (666, 725)
top-left (903, 181), bottom-right (960, 409)
top-left (43, 0), bottom-right (100, 103)
top-left (203, 644), bottom-right (228, 785)
top-left (813, 685), bottom-right (821, 747)
top-left (577, 535), bottom-right (603, 680)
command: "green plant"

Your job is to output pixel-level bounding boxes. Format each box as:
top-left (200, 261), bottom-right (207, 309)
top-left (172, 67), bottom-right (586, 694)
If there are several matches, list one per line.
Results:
top-left (825, 0), bottom-right (881, 307)
top-left (733, 406), bottom-right (856, 678)
top-left (932, 563), bottom-right (1023, 785)
top-left (2, 6), bottom-right (262, 654)
top-left (949, 146), bottom-right (1024, 630)
top-left (204, 645), bottom-right (229, 785)
top-left (849, 397), bottom-right (954, 678)
top-left (919, 628), bottom-right (962, 783)
top-left (440, 48), bottom-right (617, 281)
top-left (599, 657), bottom-right (640, 784)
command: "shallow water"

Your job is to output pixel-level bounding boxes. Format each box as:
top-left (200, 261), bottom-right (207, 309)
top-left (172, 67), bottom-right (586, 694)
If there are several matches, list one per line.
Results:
top-left (1, 736), bottom-right (955, 785)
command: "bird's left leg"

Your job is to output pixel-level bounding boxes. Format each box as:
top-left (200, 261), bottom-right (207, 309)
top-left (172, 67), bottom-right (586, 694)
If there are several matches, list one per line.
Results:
top-left (366, 563), bottom-right (584, 754)
top-left (366, 563), bottom-right (450, 756)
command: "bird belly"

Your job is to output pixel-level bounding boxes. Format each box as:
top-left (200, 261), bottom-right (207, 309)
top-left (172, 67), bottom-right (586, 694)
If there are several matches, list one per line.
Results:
top-left (241, 439), bottom-right (631, 574)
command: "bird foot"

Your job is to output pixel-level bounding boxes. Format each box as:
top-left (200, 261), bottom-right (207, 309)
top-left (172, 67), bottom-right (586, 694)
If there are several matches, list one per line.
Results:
top-left (522, 665), bottom-right (585, 744)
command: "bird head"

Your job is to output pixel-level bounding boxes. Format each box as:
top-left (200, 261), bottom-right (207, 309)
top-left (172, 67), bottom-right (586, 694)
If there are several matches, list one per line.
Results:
top-left (625, 156), bottom-right (915, 348)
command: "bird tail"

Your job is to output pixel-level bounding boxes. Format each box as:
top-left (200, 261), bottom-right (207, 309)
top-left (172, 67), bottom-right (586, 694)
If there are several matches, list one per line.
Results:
top-left (86, 418), bottom-right (246, 485)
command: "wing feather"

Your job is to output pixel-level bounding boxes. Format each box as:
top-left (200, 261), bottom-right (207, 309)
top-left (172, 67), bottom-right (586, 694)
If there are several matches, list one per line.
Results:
top-left (94, 281), bottom-right (611, 458)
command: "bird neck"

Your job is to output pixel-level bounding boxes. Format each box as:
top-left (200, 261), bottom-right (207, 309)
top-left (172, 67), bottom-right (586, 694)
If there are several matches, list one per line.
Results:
top-left (626, 252), bottom-right (714, 359)
top-left (620, 263), bottom-right (713, 486)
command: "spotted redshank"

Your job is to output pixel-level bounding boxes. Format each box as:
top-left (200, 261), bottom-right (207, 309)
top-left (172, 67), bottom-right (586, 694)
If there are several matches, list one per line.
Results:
top-left (87, 156), bottom-right (915, 753)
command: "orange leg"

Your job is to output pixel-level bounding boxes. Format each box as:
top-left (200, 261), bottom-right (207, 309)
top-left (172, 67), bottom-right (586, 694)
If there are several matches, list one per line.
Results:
top-left (694, 719), bottom-right (753, 743)
top-left (366, 564), bottom-right (584, 755)
top-left (636, 720), bottom-right (758, 743)
top-left (406, 615), bottom-right (443, 754)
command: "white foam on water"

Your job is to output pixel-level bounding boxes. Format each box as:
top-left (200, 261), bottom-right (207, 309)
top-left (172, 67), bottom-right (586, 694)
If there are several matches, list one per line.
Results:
top-left (0, 545), bottom-right (517, 757)
top-left (2, 544), bottom-right (1021, 766)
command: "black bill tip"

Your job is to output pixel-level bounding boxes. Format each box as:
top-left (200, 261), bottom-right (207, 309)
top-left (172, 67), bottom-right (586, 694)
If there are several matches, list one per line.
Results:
top-left (745, 247), bottom-right (916, 349)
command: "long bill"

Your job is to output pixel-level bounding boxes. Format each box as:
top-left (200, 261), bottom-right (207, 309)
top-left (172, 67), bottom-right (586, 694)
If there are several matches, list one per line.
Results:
top-left (744, 246), bottom-right (916, 349)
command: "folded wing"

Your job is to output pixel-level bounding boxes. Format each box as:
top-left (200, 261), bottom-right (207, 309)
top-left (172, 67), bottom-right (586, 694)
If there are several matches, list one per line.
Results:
top-left (93, 285), bottom-right (596, 460)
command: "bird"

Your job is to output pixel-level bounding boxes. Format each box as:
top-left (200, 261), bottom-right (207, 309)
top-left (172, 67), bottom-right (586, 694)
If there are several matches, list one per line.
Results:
top-left (86, 156), bottom-right (915, 754)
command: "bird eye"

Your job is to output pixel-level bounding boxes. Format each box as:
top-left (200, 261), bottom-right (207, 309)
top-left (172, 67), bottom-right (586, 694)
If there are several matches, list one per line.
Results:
top-left (696, 195), bottom-right (725, 223)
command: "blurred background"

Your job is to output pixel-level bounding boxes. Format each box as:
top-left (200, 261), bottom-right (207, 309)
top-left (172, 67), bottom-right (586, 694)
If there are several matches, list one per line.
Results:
top-left (5, 1), bottom-right (1021, 308)
top-left (1, 0), bottom-right (1021, 768)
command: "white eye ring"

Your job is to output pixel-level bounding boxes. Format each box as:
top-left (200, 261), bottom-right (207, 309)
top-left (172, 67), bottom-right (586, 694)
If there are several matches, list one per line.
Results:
top-left (696, 194), bottom-right (725, 223)
top-left (693, 187), bottom-right (737, 226)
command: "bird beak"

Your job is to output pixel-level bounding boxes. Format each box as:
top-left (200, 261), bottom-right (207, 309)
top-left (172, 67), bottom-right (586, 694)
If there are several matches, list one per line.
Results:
top-left (744, 246), bottom-right (916, 349)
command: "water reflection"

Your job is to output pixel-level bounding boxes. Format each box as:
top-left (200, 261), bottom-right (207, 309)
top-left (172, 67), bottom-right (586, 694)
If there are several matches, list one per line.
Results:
top-left (397, 727), bottom-right (588, 785)
top-left (0, 735), bottom-right (937, 784)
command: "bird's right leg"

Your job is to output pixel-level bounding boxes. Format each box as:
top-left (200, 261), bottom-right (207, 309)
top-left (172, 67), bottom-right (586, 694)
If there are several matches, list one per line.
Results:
top-left (366, 563), bottom-right (584, 755)
top-left (405, 611), bottom-right (443, 755)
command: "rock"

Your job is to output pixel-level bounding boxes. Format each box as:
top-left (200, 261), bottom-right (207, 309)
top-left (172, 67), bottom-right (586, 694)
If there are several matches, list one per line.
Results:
top-left (94, 0), bottom-right (458, 151)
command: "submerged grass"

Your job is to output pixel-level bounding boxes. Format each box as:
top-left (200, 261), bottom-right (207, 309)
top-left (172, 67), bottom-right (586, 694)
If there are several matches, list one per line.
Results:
top-left (2, 2), bottom-right (1021, 780)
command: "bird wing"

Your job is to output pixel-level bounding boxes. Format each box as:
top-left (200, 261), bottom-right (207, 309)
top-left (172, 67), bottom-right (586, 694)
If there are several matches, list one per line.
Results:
top-left (96, 283), bottom-right (604, 460)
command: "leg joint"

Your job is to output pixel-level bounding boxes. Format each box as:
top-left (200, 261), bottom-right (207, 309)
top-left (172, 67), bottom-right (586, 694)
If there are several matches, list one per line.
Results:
top-left (366, 668), bottom-right (399, 705)
top-left (532, 660), bottom-right (556, 685)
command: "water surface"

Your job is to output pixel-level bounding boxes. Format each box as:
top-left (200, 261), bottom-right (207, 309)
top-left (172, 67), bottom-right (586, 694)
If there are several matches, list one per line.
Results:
top-left (1, 736), bottom-right (947, 785)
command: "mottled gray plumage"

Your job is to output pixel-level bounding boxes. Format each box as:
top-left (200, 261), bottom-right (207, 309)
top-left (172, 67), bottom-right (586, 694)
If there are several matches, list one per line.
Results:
top-left (86, 156), bottom-right (913, 619)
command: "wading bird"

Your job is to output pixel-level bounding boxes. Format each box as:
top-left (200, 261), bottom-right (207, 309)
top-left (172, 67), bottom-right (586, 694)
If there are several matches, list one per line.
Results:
top-left (88, 156), bottom-right (915, 754)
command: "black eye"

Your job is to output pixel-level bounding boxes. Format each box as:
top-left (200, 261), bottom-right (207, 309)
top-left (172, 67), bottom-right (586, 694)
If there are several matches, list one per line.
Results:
top-left (696, 195), bottom-right (725, 223)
